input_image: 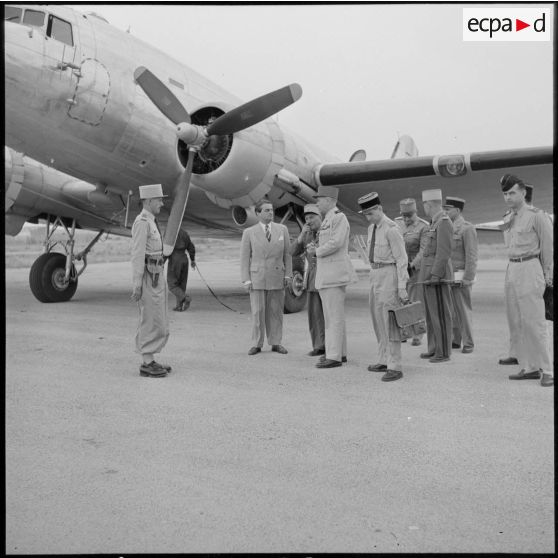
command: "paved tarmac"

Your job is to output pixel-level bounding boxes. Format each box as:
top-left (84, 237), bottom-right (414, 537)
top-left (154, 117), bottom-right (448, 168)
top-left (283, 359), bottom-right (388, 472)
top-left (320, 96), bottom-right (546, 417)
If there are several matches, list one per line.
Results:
top-left (5, 258), bottom-right (554, 553)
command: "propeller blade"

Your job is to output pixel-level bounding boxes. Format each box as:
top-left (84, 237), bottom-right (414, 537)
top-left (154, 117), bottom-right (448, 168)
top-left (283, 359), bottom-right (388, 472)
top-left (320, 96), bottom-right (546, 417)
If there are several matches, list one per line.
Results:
top-left (162, 152), bottom-right (194, 256)
top-left (206, 83), bottom-right (302, 136)
top-left (134, 66), bottom-right (191, 126)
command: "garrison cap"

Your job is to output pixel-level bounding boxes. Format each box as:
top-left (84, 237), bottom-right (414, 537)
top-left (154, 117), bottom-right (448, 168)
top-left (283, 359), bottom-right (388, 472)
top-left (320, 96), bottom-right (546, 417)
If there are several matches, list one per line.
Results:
top-left (313, 185), bottom-right (339, 200)
top-left (357, 192), bottom-right (381, 213)
top-left (500, 174), bottom-right (525, 192)
top-left (443, 196), bottom-right (465, 210)
top-left (139, 184), bottom-right (167, 199)
top-left (422, 189), bottom-right (443, 202)
top-left (303, 203), bottom-right (320, 216)
top-left (399, 198), bottom-right (417, 215)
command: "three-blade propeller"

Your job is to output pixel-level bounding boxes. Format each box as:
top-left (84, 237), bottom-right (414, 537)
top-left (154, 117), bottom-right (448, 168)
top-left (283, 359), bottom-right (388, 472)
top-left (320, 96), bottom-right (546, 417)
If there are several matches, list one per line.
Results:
top-left (134, 66), bottom-right (302, 255)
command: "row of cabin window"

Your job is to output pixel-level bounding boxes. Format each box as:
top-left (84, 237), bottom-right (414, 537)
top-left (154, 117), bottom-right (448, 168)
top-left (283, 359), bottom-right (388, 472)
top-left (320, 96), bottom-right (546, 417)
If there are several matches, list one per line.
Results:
top-left (4, 6), bottom-right (73, 47)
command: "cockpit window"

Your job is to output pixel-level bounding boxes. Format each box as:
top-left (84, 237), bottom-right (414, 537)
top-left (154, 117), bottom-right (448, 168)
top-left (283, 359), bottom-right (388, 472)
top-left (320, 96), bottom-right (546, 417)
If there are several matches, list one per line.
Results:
top-left (47, 15), bottom-right (73, 46)
top-left (22, 9), bottom-right (45, 27)
top-left (4, 6), bottom-right (22, 23)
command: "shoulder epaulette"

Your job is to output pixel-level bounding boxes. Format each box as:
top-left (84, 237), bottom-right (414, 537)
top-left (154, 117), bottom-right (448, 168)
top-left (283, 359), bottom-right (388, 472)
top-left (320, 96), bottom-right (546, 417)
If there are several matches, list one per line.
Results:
top-left (418, 218), bottom-right (429, 225)
top-left (394, 216), bottom-right (403, 221)
top-left (527, 206), bottom-right (541, 213)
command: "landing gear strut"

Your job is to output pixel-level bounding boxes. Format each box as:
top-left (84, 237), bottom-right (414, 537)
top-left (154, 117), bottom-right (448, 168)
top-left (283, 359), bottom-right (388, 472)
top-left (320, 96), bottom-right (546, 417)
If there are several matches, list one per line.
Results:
top-left (281, 205), bottom-right (307, 314)
top-left (29, 217), bottom-right (104, 302)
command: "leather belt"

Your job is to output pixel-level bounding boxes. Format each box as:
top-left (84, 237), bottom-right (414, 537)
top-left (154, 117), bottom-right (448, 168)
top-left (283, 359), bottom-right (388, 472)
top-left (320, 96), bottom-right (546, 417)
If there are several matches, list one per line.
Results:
top-left (370, 262), bottom-right (395, 269)
top-left (145, 255), bottom-right (164, 265)
top-left (509, 254), bottom-right (539, 263)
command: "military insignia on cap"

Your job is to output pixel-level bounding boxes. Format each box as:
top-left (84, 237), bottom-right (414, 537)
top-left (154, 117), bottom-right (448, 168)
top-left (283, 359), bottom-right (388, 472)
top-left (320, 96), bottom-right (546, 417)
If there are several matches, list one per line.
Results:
top-left (357, 192), bottom-right (380, 213)
top-left (399, 198), bottom-right (417, 214)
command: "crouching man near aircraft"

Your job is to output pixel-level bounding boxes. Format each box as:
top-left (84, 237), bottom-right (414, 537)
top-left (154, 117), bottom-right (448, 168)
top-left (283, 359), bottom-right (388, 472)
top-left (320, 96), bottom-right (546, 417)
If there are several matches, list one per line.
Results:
top-left (500, 174), bottom-right (553, 387)
top-left (308, 185), bottom-right (356, 369)
top-left (359, 192), bottom-right (409, 382)
top-left (240, 199), bottom-right (292, 355)
top-left (130, 184), bottom-right (171, 378)
top-left (290, 204), bottom-right (325, 357)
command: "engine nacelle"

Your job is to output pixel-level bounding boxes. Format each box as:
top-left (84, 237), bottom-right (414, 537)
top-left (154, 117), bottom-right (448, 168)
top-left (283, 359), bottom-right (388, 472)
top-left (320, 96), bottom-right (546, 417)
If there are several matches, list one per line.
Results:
top-left (231, 205), bottom-right (259, 228)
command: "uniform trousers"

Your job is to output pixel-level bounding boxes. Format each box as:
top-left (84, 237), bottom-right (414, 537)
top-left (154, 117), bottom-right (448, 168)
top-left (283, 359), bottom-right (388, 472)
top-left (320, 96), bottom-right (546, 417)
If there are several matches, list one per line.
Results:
top-left (249, 288), bottom-right (285, 347)
top-left (369, 266), bottom-right (402, 371)
top-left (450, 284), bottom-right (474, 349)
top-left (424, 282), bottom-right (453, 359)
top-left (407, 270), bottom-right (425, 341)
top-left (307, 290), bottom-right (325, 351)
top-left (136, 271), bottom-right (169, 356)
top-left (505, 259), bottom-right (552, 374)
top-left (318, 286), bottom-right (347, 362)
top-left (167, 252), bottom-right (191, 305)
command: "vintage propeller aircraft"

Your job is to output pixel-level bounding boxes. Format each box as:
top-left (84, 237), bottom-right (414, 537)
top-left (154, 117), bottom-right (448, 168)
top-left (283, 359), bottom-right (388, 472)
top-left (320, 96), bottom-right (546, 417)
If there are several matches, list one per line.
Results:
top-left (4, 4), bottom-right (553, 310)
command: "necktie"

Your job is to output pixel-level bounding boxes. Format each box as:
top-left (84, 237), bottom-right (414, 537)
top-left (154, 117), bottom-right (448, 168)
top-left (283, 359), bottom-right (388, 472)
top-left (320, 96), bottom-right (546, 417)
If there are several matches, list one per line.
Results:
top-left (265, 224), bottom-right (271, 242)
top-left (369, 224), bottom-right (376, 263)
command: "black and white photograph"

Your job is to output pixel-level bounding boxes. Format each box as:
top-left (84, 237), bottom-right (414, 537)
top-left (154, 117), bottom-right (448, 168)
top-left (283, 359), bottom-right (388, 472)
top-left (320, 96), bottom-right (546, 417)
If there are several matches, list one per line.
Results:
top-left (5, 2), bottom-right (553, 554)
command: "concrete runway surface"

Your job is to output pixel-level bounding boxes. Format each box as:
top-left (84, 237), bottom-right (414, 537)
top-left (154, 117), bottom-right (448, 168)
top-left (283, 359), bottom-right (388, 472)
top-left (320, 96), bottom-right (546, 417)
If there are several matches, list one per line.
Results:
top-left (5, 258), bottom-right (554, 553)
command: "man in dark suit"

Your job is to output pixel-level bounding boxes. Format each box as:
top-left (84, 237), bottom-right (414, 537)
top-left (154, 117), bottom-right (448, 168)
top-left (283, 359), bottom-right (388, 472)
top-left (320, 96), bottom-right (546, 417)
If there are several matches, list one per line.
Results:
top-left (291, 204), bottom-right (325, 356)
top-left (240, 199), bottom-right (292, 355)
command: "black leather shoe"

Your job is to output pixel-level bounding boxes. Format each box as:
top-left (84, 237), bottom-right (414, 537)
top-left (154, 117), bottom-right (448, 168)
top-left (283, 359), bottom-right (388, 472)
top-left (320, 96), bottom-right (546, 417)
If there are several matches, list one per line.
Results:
top-left (248, 347), bottom-right (262, 355)
top-left (381, 369), bottom-right (403, 382)
top-left (316, 359), bottom-right (342, 368)
top-left (153, 361), bottom-right (172, 373)
top-left (308, 348), bottom-right (326, 356)
top-left (509, 370), bottom-right (541, 380)
top-left (499, 357), bottom-right (518, 365)
top-left (367, 363), bottom-right (387, 372)
top-left (420, 352), bottom-right (434, 359)
top-left (462, 347), bottom-right (473, 354)
top-left (429, 356), bottom-right (450, 363)
top-left (452, 342), bottom-right (461, 349)
top-left (319, 355), bottom-right (347, 363)
top-left (272, 345), bottom-right (288, 354)
top-left (540, 373), bottom-right (554, 387)
top-left (139, 361), bottom-right (167, 377)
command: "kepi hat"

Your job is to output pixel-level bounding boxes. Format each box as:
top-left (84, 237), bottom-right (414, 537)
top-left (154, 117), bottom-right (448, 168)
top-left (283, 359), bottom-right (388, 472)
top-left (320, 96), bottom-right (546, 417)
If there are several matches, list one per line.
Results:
top-left (443, 196), bottom-right (465, 211)
top-left (313, 185), bottom-right (339, 200)
top-left (139, 184), bottom-right (167, 199)
top-left (357, 192), bottom-right (381, 213)
top-left (422, 189), bottom-right (442, 202)
top-left (303, 203), bottom-right (320, 216)
top-left (399, 198), bottom-right (417, 215)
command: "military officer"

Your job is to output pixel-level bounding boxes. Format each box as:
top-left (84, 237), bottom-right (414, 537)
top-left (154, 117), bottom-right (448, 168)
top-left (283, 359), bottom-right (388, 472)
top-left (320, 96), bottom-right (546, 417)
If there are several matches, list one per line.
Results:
top-left (395, 198), bottom-right (429, 346)
top-left (418, 189), bottom-right (454, 363)
top-left (240, 199), bottom-right (292, 355)
top-left (131, 184), bottom-right (171, 378)
top-left (291, 204), bottom-right (325, 356)
top-left (444, 197), bottom-right (478, 354)
top-left (166, 226), bottom-right (196, 312)
top-left (309, 185), bottom-right (356, 368)
top-left (359, 192), bottom-right (409, 382)
top-left (499, 174), bottom-right (553, 387)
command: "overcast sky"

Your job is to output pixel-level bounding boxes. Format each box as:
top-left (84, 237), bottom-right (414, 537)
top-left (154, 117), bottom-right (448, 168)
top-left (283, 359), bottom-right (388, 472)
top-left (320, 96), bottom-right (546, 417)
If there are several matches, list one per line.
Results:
top-left (77, 3), bottom-right (553, 161)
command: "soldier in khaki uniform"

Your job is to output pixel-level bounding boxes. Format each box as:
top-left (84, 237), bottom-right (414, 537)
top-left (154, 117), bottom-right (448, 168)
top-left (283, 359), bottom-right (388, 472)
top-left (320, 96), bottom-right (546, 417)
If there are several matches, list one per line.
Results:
top-left (499, 174), bottom-right (553, 387)
top-left (131, 184), bottom-right (171, 378)
top-left (418, 189), bottom-right (454, 363)
top-left (359, 192), bottom-right (409, 382)
top-left (395, 198), bottom-right (429, 346)
top-left (291, 204), bottom-right (325, 356)
top-left (444, 197), bottom-right (478, 354)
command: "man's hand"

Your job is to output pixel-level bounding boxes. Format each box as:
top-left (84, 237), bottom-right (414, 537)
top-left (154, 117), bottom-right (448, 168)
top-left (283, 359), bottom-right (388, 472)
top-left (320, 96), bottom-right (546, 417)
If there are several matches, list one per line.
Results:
top-left (191, 260), bottom-right (196, 270)
top-left (306, 242), bottom-right (316, 256)
top-left (243, 280), bottom-right (252, 292)
top-left (429, 275), bottom-right (441, 284)
top-left (546, 278), bottom-right (553, 288)
top-left (284, 276), bottom-right (293, 288)
top-left (398, 288), bottom-right (409, 302)
top-left (461, 279), bottom-right (472, 286)
top-left (131, 286), bottom-right (142, 302)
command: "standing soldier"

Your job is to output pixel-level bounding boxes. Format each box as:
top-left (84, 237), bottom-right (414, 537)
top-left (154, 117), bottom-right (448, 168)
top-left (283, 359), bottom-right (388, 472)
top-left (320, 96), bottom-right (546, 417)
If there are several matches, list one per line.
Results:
top-left (444, 197), bottom-right (478, 354)
top-left (418, 189), bottom-right (454, 363)
top-left (167, 226), bottom-right (196, 312)
top-left (359, 192), bottom-right (409, 382)
top-left (500, 174), bottom-right (553, 387)
top-left (291, 204), bottom-right (325, 356)
top-left (395, 198), bottom-right (429, 346)
top-left (130, 184), bottom-right (171, 378)
top-left (309, 185), bottom-right (356, 369)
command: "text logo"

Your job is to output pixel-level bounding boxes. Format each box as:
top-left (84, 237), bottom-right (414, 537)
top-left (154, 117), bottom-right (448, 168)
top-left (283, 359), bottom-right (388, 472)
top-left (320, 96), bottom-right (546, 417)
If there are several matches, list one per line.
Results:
top-left (463, 8), bottom-right (551, 41)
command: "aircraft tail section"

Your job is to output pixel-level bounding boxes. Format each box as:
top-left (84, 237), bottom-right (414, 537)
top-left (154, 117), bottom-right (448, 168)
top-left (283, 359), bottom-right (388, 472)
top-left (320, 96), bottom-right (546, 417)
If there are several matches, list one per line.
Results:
top-left (390, 135), bottom-right (419, 159)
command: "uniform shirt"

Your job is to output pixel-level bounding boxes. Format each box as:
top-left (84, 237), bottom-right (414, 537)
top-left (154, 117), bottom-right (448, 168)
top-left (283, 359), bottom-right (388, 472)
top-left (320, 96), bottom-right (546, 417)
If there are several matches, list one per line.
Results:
top-left (368, 215), bottom-right (409, 289)
top-left (395, 216), bottom-right (429, 269)
top-left (171, 228), bottom-right (196, 261)
top-left (505, 204), bottom-right (553, 281)
top-left (131, 209), bottom-right (163, 288)
top-left (450, 215), bottom-right (478, 282)
top-left (419, 209), bottom-right (454, 281)
top-left (291, 229), bottom-right (319, 292)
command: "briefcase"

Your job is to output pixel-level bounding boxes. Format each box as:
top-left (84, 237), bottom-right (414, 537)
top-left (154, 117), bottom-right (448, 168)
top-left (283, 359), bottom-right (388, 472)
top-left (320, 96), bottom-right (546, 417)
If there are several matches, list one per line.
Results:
top-left (388, 301), bottom-right (427, 342)
top-left (543, 285), bottom-right (553, 321)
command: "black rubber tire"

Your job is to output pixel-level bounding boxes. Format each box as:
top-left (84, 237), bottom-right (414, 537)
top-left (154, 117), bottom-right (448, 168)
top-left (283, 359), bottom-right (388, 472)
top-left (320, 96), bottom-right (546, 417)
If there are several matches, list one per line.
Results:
top-left (29, 252), bottom-right (78, 303)
top-left (284, 254), bottom-right (307, 314)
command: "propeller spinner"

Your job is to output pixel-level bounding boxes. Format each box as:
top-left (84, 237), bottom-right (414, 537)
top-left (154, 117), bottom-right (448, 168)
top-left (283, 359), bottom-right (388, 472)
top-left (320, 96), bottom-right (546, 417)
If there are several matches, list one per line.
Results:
top-left (134, 66), bottom-right (302, 255)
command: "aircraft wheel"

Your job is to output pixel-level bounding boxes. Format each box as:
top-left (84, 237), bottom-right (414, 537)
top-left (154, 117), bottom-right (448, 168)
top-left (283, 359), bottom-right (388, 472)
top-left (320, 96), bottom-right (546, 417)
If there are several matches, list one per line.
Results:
top-left (284, 255), bottom-right (306, 314)
top-left (29, 252), bottom-right (78, 303)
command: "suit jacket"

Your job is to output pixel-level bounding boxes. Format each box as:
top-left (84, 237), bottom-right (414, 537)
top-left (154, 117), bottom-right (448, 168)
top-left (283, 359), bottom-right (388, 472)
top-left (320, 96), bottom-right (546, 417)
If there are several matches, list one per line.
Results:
top-left (315, 208), bottom-right (356, 289)
top-left (417, 210), bottom-right (454, 283)
top-left (240, 222), bottom-right (293, 290)
top-left (290, 229), bottom-right (319, 292)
